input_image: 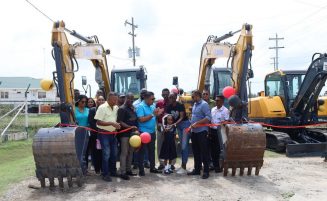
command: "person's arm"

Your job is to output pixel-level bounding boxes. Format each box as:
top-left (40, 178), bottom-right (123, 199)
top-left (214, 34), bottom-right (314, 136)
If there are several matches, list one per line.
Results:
top-left (136, 105), bottom-right (153, 123)
top-left (117, 108), bottom-right (137, 130)
top-left (191, 103), bottom-right (211, 128)
top-left (224, 108), bottom-right (230, 121)
top-left (95, 107), bottom-right (120, 129)
top-left (175, 104), bottom-right (186, 126)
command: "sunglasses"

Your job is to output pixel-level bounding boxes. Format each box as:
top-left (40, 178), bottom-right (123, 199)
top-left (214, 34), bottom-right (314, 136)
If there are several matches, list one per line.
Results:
top-left (202, 93), bottom-right (209, 95)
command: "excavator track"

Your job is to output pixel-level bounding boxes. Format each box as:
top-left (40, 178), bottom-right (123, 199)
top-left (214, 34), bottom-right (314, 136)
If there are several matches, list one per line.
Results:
top-left (264, 128), bottom-right (327, 156)
top-left (32, 126), bottom-right (89, 188)
top-left (220, 123), bottom-right (266, 176)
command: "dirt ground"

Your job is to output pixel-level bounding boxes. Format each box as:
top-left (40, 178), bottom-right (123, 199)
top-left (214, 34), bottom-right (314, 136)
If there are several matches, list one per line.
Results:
top-left (1, 156), bottom-right (327, 201)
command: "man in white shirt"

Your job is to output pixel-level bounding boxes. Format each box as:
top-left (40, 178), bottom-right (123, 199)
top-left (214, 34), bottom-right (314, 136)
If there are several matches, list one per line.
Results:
top-left (210, 95), bottom-right (229, 173)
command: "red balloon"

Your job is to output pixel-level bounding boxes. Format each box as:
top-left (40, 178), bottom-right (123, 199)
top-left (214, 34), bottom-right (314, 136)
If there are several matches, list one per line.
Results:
top-left (140, 132), bottom-right (151, 144)
top-left (171, 88), bottom-right (179, 94)
top-left (222, 86), bottom-right (236, 99)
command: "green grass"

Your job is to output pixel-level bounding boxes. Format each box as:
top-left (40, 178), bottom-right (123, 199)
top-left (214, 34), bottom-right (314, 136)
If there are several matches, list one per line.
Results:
top-left (0, 114), bottom-right (59, 196)
top-left (0, 139), bottom-right (34, 195)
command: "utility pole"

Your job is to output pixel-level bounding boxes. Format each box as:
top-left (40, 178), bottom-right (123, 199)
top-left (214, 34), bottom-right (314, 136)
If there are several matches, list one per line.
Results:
top-left (125, 17), bottom-right (138, 66)
top-left (270, 57), bottom-right (276, 71)
top-left (269, 33), bottom-right (284, 70)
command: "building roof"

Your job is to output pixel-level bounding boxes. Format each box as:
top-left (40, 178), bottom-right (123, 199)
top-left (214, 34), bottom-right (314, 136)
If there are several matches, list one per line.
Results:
top-left (0, 77), bottom-right (43, 89)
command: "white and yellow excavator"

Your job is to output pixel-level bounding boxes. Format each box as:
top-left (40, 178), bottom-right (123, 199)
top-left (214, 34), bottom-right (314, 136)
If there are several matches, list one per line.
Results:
top-left (178, 24), bottom-right (266, 176)
top-left (33, 21), bottom-right (112, 188)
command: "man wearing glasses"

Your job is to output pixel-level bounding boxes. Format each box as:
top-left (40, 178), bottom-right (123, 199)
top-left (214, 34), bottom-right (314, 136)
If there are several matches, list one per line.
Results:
top-left (136, 91), bottom-right (163, 175)
top-left (202, 89), bottom-right (215, 108)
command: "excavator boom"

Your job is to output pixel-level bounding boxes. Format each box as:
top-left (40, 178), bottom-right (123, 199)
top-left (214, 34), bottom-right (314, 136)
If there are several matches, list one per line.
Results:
top-left (32, 21), bottom-right (111, 188)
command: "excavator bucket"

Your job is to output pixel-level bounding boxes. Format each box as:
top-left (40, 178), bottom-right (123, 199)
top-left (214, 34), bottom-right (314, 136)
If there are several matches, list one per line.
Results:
top-left (32, 126), bottom-right (89, 188)
top-left (220, 123), bottom-right (266, 176)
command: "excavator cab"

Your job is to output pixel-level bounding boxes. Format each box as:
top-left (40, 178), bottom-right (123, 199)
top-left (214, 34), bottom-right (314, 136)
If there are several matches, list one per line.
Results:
top-left (210, 67), bottom-right (231, 107)
top-left (110, 66), bottom-right (147, 98)
top-left (264, 70), bottom-right (306, 114)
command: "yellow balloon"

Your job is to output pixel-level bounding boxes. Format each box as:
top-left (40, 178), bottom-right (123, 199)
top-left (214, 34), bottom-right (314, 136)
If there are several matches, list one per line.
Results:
top-left (40, 79), bottom-right (54, 91)
top-left (129, 135), bottom-right (141, 148)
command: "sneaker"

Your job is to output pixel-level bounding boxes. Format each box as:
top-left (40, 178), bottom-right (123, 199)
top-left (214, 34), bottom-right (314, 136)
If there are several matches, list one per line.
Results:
top-left (126, 171), bottom-right (137, 176)
top-left (164, 169), bottom-right (170, 175)
top-left (168, 168), bottom-right (174, 174)
top-left (102, 175), bottom-right (112, 182)
top-left (176, 168), bottom-right (187, 174)
top-left (120, 174), bottom-right (130, 180)
top-left (150, 168), bottom-right (162, 173)
top-left (170, 165), bottom-right (175, 170)
top-left (133, 164), bottom-right (138, 169)
top-left (157, 164), bottom-right (165, 170)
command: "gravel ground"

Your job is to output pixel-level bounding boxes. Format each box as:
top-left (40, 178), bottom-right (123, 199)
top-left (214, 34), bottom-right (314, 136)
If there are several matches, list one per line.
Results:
top-left (2, 156), bottom-right (327, 201)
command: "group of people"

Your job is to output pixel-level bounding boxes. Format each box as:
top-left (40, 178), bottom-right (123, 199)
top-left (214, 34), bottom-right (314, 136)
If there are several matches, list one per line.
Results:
top-left (73, 87), bottom-right (230, 182)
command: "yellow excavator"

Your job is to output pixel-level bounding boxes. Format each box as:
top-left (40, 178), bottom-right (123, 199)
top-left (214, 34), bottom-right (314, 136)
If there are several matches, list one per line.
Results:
top-left (179, 24), bottom-right (266, 176)
top-left (32, 21), bottom-right (111, 188)
top-left (249, 54), bottom-right (327, 156)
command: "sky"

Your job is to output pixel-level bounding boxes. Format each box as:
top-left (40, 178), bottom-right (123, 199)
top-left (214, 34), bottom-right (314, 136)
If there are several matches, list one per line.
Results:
top-left (1, 0), bottom-right (327, 98)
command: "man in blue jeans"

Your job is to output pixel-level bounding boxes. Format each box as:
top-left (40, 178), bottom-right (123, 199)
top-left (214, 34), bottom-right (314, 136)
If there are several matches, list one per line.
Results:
top-left (95, 92), bottom-right (120, 182)
top-left (136, 91), bottom-right (163, 176)
top-left (166, 93), bottom-right (190, 174)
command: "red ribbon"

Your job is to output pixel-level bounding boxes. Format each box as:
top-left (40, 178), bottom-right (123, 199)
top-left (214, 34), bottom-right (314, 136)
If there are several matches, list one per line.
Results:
top-left (184, 121), bottom-right (327, 133)
top-left (58, 123), bottom-right (134, 135)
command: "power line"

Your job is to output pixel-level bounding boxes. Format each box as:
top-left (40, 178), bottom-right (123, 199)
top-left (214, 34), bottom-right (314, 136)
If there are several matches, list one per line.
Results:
top-left (25, 0), bottom-right (54, 23)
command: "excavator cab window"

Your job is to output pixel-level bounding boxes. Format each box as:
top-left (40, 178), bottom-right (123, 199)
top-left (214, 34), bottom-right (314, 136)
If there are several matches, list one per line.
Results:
top-left (265, 74), bottom-right (284, 97)
top-left (113, 71), bottom-right (140, 95)
top-left (285, 74), bottom-right (305, 103)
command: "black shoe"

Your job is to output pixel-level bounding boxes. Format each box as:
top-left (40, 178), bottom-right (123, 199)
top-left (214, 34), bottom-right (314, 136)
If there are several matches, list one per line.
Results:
top-left (120, 174), bottom-right (130, 180)
top-left (133, 165), bottom-right (138, 169)
top-left (215, 167), bottom-right (223, 173)
top-left (187, 169), bottom-right (201, 176)
top-left (150, 168), bottom-right (162, 173)
top-left (209, 165), bottom-right (215, 171)
top-left (144, 162), bottom-right (150, 169)
top-left (170, 165), bottom-right (175, 170)
top-left (157, 164), bottom-right (165, 170)
top-left (102, 175), bottom-right (112, 182)
top-left (110, 172), bottom-right (119, 177)
top-left (202, 172), bottom-right (209, 179)
top-left (139, 171), bottom-right (145, 176)
top-left (126, 171), bottom-right (137, 176)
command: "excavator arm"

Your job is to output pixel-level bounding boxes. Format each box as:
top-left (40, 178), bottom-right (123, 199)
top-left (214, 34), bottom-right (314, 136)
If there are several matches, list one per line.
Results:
top-left (32, 21), bottom-right (112, 188)
top-left (197, 24), bottom-right (253, 121)
top-left (51, 21), bottom-right (111, 124)
top-left (290, 53), bottom-right (327, 124)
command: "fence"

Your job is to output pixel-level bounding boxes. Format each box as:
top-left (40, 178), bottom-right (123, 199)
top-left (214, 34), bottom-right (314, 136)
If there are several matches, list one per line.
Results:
top-left (0, 103), bottom-right (60, 143)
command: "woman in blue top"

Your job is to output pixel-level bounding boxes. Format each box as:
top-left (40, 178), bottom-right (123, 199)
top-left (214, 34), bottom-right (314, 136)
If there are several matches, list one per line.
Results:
top-left (75, 95), bottom-right (90, 126)
top-left (75, 94), bottom-right (90, 174)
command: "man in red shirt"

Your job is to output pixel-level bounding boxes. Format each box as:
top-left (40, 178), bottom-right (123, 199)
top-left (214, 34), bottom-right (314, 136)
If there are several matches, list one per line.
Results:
top-left (156, 88), bottom-right (170, 170)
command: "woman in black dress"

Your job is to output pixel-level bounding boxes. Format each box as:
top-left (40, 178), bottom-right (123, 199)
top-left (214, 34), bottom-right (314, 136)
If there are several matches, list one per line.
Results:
top-left (159, 114), bottom-right (177, 174)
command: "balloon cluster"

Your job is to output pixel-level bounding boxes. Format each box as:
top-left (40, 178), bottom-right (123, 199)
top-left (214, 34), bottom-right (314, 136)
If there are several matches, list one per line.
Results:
top-left (129, 132), bottom-right (151, 148)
